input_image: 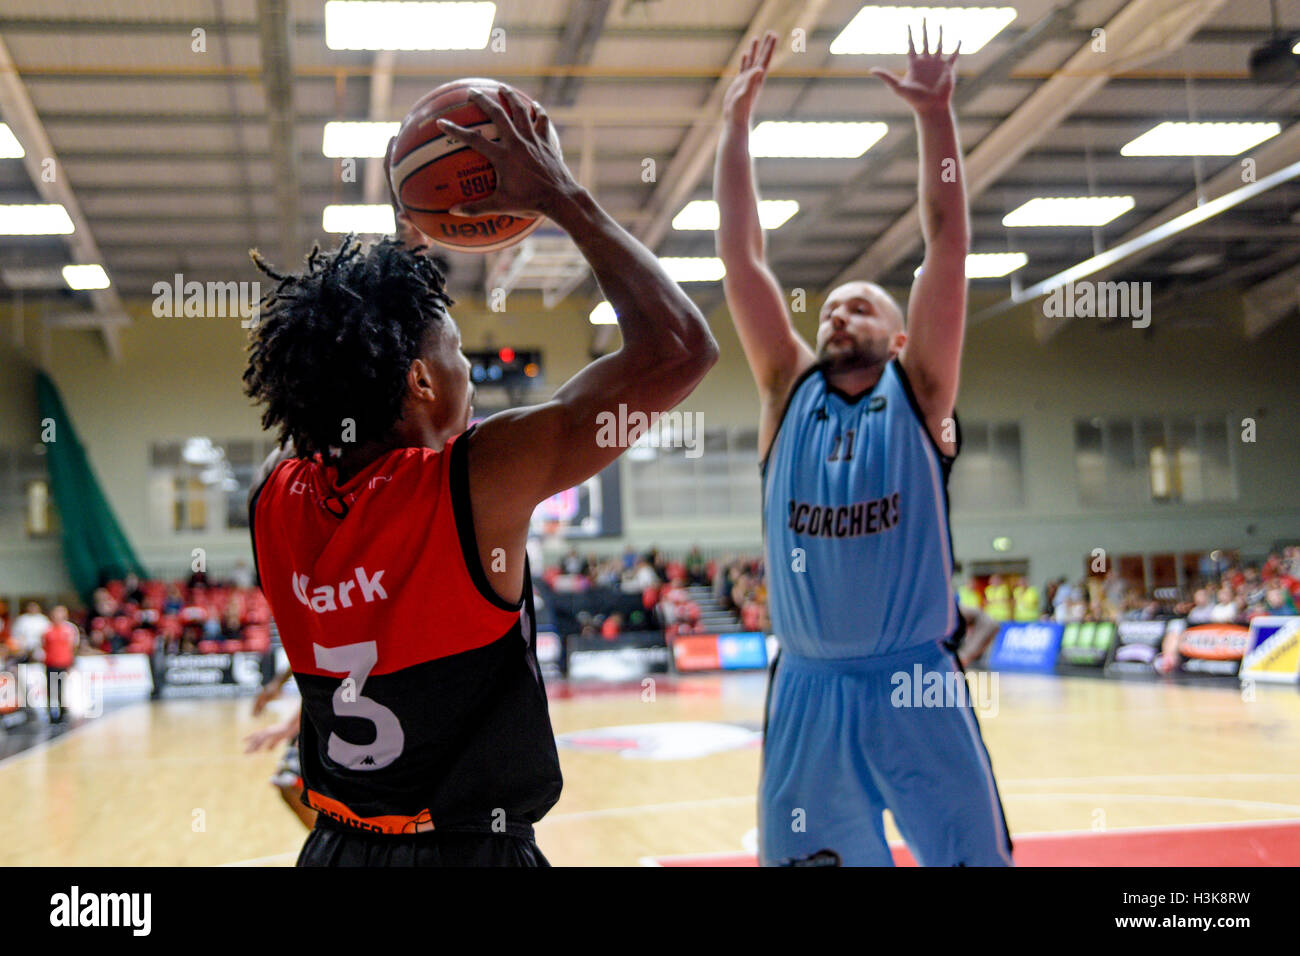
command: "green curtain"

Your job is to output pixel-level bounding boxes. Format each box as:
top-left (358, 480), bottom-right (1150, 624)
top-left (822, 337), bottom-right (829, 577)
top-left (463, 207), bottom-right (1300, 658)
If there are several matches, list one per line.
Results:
top-left (35, 370), bottom-right (148, 602)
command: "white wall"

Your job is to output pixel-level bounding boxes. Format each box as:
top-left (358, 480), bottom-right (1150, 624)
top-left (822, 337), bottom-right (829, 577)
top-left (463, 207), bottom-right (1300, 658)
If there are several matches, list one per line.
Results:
top-left (1, 281), bottom-right (1297, 605)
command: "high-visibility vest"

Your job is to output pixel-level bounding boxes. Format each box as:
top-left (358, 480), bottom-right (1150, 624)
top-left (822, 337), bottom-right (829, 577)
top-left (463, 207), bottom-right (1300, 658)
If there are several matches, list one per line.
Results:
top-left (957, 585), bottom-right (981, 609)
top-left (984, 583), bottom-right (1012, 621)
top-left (1014, 585), bottom-right (1040, 621)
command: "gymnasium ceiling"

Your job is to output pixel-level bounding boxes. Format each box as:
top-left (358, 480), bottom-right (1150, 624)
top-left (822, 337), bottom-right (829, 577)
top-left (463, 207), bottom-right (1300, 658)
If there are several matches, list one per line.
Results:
top-left (1, 0), bottom-right (1299, 358)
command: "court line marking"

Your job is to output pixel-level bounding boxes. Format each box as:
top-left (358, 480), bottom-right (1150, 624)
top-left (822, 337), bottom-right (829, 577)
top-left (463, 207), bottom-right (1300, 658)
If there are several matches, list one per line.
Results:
top-left (220, 815), bottom-right (1300, 867)
top-left (0, 702), bottom-right (147, 771)
top-left (220, 850), bottom-right (300, 867)
top-left (997, 814), bottom-right (1300, 839)
top-left (1005, 792), bottom-right (1300, 814)
top-left (1003, 772), bottom-right (1300, 785)
top-left (536, 795), bottom-right (755, 824)
top-left (642, 817), bottom-right (1300, 866)
top-left (540, 784), bottom-right (1300, 827)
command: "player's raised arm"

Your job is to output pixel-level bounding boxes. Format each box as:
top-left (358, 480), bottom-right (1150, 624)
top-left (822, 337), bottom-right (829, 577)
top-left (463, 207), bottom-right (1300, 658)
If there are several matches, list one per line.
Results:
top-left (872, 22), bottom-right (969, 452)
top-left (714, 32), bottom-right (816, 427)
top-left (439, 87), bottom-right (719, 525)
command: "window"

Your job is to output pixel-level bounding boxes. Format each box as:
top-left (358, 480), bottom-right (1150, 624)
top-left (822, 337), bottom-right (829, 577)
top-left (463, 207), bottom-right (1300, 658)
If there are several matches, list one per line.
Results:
top-left (625, 426), bottom-right (762, 520)
top-left (1074, 415), bottom-right (1236, 506)
top-left (0, 445), bottom-right (58, 539)
top-left (149, 437), bottom-right (278, 534)
top-left (949, 421), bottom-right (1024, 511)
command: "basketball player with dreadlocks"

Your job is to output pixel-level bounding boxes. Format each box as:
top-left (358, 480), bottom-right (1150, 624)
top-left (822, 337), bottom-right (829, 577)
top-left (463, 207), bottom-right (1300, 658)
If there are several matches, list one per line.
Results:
top-left (245, 86), bottom-right (718, 866)
top-left (715, 27), bottom-right (1012, 865)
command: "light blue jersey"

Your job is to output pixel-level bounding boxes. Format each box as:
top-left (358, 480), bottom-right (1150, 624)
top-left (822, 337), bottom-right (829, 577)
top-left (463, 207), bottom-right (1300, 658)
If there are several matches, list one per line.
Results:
top-left (756, 357), bottom-right (1012, 867)
top-left (762, 358), bottom-right (960, 658)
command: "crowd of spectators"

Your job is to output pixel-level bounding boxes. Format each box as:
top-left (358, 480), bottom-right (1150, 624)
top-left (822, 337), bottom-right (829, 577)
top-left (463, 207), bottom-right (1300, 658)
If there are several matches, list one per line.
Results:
top-left (1168, 549), bottom-right (1299, 624)
top-left (715, 554), bottom-right (769, 634)
top-left (1021, 548), bottom-right (1300, 626)
top-left (7, 547), bottom-right (1296, 661)
top-left (540, 545), bottom-right (770, 639)
top-left (2, 563), bottom-right (273, 662)
top-left (541, 543), bottom-right (1300, 639)
top-left (85, 566), bottom-right (272, 655)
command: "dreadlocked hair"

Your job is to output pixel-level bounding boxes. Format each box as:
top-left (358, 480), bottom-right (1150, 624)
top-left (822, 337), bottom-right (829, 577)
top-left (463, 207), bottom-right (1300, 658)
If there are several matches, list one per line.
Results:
top-left (243, 235), bottom-right (454, 461)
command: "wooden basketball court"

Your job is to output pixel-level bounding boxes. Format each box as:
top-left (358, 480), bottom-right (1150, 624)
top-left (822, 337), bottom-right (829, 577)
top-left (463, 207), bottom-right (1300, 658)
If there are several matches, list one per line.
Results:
top-left (3, 672), bottom-right (1298, 867)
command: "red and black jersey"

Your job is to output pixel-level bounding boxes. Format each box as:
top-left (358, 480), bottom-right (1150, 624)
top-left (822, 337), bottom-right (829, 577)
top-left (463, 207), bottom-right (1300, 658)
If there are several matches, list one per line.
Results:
top-left (250, 425), bottom-right (561, 835)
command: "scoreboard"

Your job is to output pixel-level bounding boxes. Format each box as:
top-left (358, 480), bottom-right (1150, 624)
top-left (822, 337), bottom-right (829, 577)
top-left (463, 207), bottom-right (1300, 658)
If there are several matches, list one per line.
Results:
top-left (464, 348), bottom-right (543, 393)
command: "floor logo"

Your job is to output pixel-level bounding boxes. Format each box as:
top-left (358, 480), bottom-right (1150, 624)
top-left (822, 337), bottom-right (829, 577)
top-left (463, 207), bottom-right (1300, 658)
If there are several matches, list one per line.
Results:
top-left (557, 721), bottom-right (761, 760)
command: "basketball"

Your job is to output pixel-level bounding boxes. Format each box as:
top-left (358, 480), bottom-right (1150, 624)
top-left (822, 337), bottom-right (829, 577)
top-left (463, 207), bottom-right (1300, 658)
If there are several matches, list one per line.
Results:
top-left (388, 77), bottom-right (560, 253)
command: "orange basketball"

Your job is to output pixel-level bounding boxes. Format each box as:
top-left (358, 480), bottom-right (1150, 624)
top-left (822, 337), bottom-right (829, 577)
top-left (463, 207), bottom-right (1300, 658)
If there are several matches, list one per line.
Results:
top-left (388, 77), bottom-right (560, 254)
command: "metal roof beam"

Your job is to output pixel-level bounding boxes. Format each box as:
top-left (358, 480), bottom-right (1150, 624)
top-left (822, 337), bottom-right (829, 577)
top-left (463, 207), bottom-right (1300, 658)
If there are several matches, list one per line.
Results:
top-left (822, 0), bottom-right (1232, 293)
top-left (0, 33), bottom-right (129, 359)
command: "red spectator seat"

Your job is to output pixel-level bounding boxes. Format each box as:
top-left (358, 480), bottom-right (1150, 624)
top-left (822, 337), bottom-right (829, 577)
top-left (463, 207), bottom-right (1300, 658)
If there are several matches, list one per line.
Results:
top-left (126, 631), bottom-right (155, 654)
top-left (243, 624), bottom-right (271, 652)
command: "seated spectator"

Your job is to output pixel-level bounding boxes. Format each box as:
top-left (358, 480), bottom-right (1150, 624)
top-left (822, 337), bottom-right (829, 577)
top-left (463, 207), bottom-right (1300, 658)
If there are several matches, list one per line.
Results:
top-left (220, 603), bottom-right (244, 640)
top-left (122, 573), bottom-right (146, 606)
top-left (1210, 586), bottom-right (1242, 624)
top-left (1185, 588), bottom-right (1214, 624)
top-left (684, 546), bottom-right (707, 586)
top-left (1263, 585), bottom-right (1298, 616)
top-left (622, 559), bottom-right (660, 594)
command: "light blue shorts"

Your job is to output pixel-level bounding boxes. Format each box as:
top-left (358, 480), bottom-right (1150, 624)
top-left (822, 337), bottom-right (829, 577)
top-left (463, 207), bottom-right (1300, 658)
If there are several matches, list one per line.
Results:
top-left (759, 639), bottom-right (1013, 866)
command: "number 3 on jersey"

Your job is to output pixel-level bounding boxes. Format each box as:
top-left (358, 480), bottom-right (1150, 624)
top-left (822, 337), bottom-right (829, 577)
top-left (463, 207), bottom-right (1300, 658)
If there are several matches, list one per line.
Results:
top-left (313, 640), bottom-right (404, 770)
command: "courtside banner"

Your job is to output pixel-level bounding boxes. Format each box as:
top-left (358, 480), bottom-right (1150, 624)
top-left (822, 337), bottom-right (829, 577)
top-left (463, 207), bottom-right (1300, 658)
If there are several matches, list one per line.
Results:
top-left (672, 635), bottom-right (720, 671)
top-left (566, 631), bottom-right (670, 681)
top-left (156, 651), bottom-right (265, 698)
top-left (1239, 616), bottom-right (1300, 685)
top-left (535, 631), bottom-right (564, 680)
top-left (717, 632), bottom-right (768, 669)
top-left (1058, 620), bottom-right (1116, 667)
top-left (1105, 619), bottom-right (1169, 676)
top-left (988, 622), bottom-right (1064, 672)
top-left (11, 654), bottom-right (152, 717)
top-left (672, 632), bottom-right (769, 672)
top-left (1177, 623), bottom-right (1250, 677)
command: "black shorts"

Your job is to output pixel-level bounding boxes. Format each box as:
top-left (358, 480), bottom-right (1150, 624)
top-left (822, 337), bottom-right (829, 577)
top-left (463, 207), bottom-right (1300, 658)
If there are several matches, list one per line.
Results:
top-left (296, 816), bottom-right (550, 867)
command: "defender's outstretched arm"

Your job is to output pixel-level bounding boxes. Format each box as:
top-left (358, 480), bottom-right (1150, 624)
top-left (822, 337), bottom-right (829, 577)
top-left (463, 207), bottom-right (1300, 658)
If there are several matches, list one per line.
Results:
top-left (715, 32), bottom-right (815, 459)
top-left (873, 22), bottom-right (969, 454)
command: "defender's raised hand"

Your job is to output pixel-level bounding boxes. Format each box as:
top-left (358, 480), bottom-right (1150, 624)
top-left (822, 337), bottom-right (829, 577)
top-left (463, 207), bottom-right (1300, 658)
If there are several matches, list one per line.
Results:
top-left (434, 86), bottom-right (576, 219)
top-left (723, 30), bottom-right (778, 128)
top-left (870, 20), bottom-right (960, 115)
